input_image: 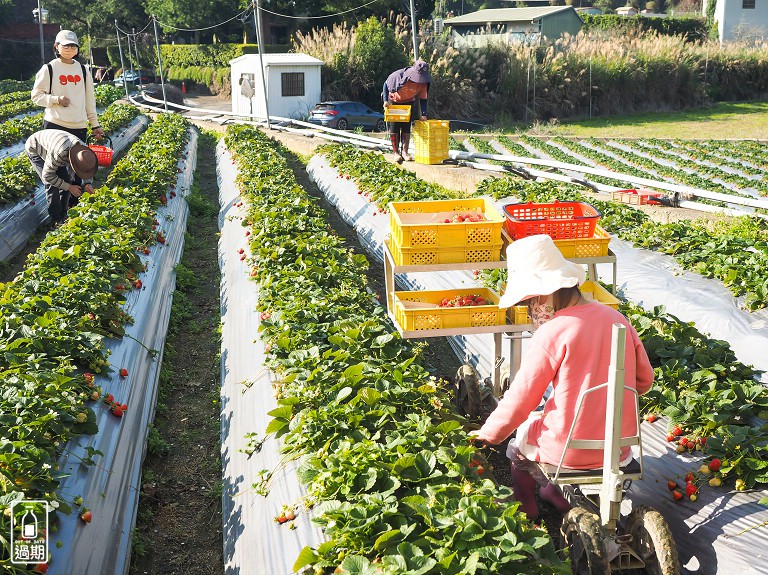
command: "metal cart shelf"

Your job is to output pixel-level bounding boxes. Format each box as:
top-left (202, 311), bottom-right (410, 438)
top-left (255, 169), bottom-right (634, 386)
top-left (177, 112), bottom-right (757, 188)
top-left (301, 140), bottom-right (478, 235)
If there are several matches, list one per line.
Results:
top-left (383, 239), bottom-right (618, 397)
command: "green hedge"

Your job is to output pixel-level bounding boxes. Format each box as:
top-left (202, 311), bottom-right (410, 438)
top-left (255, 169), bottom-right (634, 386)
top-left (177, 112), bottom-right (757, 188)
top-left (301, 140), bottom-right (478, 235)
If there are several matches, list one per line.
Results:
top-left (106, 43), bottom-right (289, 69)
top-left (165, 65), bottom-right (231, 95)
top-left (580, 14), bottom-right (708, 41)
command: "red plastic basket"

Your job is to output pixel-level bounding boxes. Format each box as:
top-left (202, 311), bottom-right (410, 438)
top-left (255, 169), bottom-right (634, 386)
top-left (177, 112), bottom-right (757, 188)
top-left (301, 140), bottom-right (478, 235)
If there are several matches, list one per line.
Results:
top-left (503, 201), bottom-right (601, 240)
top-left (87, 136), bottom-right (113, 167)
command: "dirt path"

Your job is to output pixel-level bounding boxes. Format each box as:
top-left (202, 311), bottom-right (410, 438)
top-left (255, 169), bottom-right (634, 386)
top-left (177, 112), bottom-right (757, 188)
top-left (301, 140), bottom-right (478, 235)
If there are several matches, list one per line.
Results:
top-left (129, 132), bottom-right (224, 575)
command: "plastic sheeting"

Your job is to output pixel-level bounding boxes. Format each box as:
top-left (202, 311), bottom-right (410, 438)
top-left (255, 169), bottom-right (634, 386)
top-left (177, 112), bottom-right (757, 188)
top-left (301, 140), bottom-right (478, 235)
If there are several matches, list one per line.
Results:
top-left (306, 153), bottom-right (768, 575)
top-left (48, 127), bottom-right (197, 575)
top-left (0, 115), bottom-right (149, 262)
top-left (217, 141), bottom-right (325, 575)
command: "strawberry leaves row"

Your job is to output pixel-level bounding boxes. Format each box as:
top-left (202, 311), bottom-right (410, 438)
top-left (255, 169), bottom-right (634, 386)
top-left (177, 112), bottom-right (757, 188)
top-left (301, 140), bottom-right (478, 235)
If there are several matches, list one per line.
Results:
top-left (226, 126), bottom-right (568, 575)
top-left (0, 113), bottom-right (189, 574)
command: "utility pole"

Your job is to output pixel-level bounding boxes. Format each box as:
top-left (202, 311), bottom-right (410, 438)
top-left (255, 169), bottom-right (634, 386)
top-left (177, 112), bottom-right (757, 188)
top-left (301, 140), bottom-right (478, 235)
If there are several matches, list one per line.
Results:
top-left (152, 15), bottom-right (168, 111)
top-left (409, 0), bottom-right (419, 61)
top-left (252, 0), bottom-right (271, 129)
top-left (115, 21), bottom-right (129, 99)
top-left (36, 0), bottom-right (45, 66)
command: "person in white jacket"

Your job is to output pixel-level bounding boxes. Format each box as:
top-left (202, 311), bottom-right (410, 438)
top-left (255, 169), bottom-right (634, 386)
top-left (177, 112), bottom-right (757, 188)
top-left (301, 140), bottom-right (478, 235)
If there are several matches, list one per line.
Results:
top-left (31, 30), bottom-right (105, 206)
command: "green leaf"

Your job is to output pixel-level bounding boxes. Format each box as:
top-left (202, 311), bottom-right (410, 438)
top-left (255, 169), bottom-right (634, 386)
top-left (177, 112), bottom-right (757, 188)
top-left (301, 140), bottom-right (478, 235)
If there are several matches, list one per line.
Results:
top-left (265, 418), bottom-right (288, 435)
top-left (292, 546), bottom-right (318, 572)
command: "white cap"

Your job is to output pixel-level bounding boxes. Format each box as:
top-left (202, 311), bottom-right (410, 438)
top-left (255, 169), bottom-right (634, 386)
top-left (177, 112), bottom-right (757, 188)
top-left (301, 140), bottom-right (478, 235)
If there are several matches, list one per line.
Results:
top-left (55, 30), bottom-right (79, 46)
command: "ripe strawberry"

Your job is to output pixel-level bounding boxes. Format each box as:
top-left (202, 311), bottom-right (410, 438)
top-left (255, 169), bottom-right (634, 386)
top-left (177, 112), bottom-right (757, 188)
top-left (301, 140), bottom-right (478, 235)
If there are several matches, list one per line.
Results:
top-left (671, 424), bottom-right (683, 436)
top-left (80, 510), bottom-right (92, 523)
top-left (33, 564), bottom-right (48, 573)
top-left (105, 393), bottom-right (114, 404)
top-left (120, 368), bottom-right (128, 377)
top-left (83, 373), bottom-right (94, 384)
top-left (672, 490), bottom-right (683, 501)
top-left (685, 483), bottom-right (698, 498)
top-left (260, 312), bottom-right (270, 321)
top-left (143, 247), bottom-right (150, 255)
top-left (646, 413), bottom-right (658, 423)
top-left (667, 480), bottom-right (678, 491)
top-left (476, 465), bottom-right (485, 475)
top-left (684, 472), bottom-right (695, 483)
top-left (121, 403), bottom-right (128, 411)
top-left (112, 406), bottom-right (124, 417)
top-left (666, 433), bottom-right (675, 442)
top-left (708, 458), bottom-right (721, 472)
top-left (133, 280), bottom-right (142, 289)
top-left (238, 248), bottom-right (244, 254)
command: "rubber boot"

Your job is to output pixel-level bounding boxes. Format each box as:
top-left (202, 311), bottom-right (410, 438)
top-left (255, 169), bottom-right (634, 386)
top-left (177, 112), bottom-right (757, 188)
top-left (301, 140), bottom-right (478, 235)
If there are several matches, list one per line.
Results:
top-left (401, 133), bottom-right (412, 161)
top-left (509, 462), bottom-right (540, 521)
top-left (389, 133), bottom-right (402, 163)
top-left (539, 482), bottom-right (572, 515)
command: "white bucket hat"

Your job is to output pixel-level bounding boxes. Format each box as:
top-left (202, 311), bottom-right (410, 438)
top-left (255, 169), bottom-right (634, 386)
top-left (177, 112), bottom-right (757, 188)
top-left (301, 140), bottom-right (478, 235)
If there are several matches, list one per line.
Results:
top-left (497, 234), bottom-right (586, 308)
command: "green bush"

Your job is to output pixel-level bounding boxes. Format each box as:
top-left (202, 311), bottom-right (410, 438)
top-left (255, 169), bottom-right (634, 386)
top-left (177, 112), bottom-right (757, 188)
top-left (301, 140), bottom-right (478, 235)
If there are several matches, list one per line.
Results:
top-left (581, 14), bottom-right (708, 41)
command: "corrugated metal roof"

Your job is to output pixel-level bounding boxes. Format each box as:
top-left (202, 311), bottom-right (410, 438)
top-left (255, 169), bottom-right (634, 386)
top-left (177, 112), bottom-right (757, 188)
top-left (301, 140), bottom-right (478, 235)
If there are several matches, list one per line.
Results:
top-left (444, 6), bottom-right (573, 25)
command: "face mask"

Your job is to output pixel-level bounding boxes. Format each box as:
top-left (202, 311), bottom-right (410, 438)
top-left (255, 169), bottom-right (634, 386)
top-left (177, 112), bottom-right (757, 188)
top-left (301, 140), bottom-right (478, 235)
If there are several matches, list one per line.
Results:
top-left (529, 295), bottom-right (555, 328)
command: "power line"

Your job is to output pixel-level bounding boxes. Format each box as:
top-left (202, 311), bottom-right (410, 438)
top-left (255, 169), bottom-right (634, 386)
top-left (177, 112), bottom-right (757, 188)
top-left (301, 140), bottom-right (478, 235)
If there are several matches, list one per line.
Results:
top-left (155, 6), bottom-right (254, 32)
top-left (261, 0), bottom-right (383, 20)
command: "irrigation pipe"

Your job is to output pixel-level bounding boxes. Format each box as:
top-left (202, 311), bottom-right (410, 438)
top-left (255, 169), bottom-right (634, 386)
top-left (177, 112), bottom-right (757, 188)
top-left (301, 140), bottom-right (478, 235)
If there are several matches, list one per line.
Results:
top-left (133, 93), bottom-right (768, 214)
top-left (459, 159), bottom-right (765, 220)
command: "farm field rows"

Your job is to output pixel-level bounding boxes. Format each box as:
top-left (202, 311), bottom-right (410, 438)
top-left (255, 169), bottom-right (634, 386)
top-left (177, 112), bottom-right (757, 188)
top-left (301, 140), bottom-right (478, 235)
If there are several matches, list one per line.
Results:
top-left (2, 90), bottom-right (768, 574)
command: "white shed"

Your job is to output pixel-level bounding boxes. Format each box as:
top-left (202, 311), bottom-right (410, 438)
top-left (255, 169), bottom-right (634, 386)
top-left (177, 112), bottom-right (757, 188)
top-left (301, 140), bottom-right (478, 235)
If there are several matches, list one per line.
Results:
top-left (229, 53), bottom-right (323, 120)
top-left (703, 0), bottom-right (768, 43)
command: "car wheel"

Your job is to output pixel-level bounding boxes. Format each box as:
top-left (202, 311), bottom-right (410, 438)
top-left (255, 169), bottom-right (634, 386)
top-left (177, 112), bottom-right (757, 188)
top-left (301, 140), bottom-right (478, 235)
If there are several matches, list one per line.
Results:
top-left (336, 118), bottom-right (348, 130)
top-left (376, 119), bottom-right (386, 132)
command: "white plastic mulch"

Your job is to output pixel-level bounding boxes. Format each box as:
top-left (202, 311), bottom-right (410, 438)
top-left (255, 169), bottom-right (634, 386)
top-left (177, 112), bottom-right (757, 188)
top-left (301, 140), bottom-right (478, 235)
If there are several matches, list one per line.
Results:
top-left (217, 140), bottom-right (325, 575)
top-left (48, 128), bottom-right (197, 575)
top-left (306, 152), bottom-right (768, 575)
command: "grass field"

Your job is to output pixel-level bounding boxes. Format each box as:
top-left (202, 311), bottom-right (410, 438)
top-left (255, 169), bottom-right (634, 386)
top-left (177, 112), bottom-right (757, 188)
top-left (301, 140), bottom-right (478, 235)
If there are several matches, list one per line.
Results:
top-left (525, 101), bottom-right (768, 140)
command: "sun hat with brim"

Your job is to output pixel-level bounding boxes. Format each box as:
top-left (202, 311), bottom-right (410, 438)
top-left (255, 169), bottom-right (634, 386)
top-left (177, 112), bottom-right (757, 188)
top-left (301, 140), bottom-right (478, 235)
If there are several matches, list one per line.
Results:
top-left (55, 30), bottom-right (80, 47)
top-left (405, 59), bottom-right (431, 84)
top-left (69, 144), bottom-right (98, 180)
top-left (497, 234), bottom-right (586, 309)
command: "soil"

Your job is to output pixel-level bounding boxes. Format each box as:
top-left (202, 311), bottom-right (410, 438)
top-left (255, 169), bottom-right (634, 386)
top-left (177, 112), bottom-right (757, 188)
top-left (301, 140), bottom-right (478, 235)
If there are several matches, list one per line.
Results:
top-left (129, 132), bottom-right (224, 575)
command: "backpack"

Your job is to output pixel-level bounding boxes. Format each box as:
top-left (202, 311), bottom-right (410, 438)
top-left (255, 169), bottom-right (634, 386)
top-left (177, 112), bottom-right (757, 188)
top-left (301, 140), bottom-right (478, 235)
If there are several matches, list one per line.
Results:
top-left (47, 60), bottom-right (88, 95)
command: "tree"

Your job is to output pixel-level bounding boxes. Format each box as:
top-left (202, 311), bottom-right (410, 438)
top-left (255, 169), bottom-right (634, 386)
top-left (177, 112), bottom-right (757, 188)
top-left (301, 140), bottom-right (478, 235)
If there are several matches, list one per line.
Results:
top-left (146, 0), bottom-right (240, 40)
top-left (45, 0), bottom-right (149, 50)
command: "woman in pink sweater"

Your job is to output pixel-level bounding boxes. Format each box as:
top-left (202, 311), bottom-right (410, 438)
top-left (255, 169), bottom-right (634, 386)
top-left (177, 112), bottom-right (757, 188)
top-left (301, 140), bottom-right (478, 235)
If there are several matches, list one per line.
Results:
top-left (473, 234), bottom-right (654, 520)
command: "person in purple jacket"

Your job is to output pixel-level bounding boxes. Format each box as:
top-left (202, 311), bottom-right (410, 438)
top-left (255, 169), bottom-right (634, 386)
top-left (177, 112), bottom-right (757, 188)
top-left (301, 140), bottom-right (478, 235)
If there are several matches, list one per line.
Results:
top-left (382, 59), bottom-right (430, 163)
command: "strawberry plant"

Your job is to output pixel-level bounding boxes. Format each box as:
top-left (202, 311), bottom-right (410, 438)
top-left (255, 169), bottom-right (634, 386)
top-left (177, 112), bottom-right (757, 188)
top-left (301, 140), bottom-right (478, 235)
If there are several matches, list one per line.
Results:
top-left (0, 112), bottom-right (190, 574)
top-left (226, 125), bottom-right (568, 575)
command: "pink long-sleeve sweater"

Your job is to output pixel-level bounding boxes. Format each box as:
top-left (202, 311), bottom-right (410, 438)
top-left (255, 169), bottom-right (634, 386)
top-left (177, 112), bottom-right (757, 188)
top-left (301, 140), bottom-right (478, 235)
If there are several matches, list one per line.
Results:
top-left (477, 301), bottom-right (654, 469)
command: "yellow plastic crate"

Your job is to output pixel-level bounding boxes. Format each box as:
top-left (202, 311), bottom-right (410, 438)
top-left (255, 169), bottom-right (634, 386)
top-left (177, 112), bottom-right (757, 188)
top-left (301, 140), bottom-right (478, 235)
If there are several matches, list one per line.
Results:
top-left (413, 119), bottom-right (449, 164)
top-left (553, 225), bottom-right (611, 258)
top-left (507, 280), bottom-right (620, 324)
top-left (394, 287), bottom-right (506, 331)
top-left (391, 240), bottom-right (503, 266)
top-left (579, 280), bottom-right (620, 308)
top-left (384, 104), bottom-right (411, 122)
top-left (389, 198), bottom-right (504, 250)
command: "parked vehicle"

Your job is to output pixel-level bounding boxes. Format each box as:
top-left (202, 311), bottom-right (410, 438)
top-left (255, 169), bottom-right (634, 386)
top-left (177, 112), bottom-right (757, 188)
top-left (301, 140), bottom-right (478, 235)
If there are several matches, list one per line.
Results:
top-left (308, 101), bottom-right (386, 131)
top-left (113, 69), bottom-right (155, 86)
